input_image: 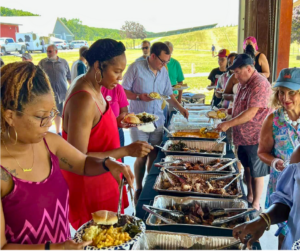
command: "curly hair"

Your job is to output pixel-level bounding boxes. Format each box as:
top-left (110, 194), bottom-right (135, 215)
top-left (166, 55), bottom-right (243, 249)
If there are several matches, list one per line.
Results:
top-left (84, 38), bottom-right (126, 77)
top-left (1, 62), bottom-right (54, 135)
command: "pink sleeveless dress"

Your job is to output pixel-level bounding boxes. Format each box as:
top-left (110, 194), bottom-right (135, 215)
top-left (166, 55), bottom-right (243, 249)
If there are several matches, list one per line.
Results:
top-left (1, 139), bottom-right (70, 244)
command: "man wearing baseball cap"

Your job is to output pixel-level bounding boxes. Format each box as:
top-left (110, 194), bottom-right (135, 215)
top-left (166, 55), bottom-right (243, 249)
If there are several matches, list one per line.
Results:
top-left (217, 53), bottom-right (272, 211)
top-left (207, 49), bottom-right (230, 107)
top-left (20, 53), bottom-right (33, 62)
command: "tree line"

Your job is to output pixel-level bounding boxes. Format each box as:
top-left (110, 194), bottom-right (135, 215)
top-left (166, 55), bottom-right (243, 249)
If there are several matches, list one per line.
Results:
top-left (0, 7), bottom-right (39, 16)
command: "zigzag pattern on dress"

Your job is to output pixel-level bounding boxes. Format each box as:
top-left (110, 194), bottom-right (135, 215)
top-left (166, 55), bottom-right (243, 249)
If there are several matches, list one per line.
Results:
top-left (5, 192), bottom-right (70, 244)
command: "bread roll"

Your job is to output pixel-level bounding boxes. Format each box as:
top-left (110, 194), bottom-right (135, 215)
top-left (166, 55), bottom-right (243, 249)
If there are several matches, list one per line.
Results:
top-left (124, 115), bottom-right (141, 124)
top-left (208, 111), bottom-right (218, 119)
top-left (92, 210), bottom-right (118, 225)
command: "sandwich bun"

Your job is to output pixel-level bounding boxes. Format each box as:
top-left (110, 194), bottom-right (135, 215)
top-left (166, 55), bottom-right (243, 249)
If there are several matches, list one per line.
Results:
top-left (92, 210), bottom-right (118, 225)
top-left (207, 111), bottom-right (218, 119)
top-left (124, 114), bottom-right (141, 124)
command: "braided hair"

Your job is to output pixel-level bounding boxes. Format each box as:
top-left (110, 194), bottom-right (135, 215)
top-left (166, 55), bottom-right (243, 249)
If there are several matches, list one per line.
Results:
top-left (85, 38), bottom-right (126, 77)
top-left (1, 62), bottom-right (54, 135)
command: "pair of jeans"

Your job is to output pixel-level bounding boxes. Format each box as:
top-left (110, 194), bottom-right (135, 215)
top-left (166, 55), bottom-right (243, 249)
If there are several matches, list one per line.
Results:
top-left (118, 128), bottom-right (125, 163)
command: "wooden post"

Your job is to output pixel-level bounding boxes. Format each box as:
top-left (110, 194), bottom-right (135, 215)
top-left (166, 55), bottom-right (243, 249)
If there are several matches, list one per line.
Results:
top-left (276, 0), bottom-right (293, 77)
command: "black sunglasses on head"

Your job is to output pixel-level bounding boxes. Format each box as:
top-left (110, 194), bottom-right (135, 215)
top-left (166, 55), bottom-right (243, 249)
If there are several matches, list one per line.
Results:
top-left (142, 47), bottom-right (149, 50)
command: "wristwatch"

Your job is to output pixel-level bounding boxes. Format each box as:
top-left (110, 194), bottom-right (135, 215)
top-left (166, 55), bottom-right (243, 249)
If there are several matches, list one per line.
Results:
top-left (103, 156), bottom-right (116, 171)
top-left (136, 94), bottom-right (140, 100)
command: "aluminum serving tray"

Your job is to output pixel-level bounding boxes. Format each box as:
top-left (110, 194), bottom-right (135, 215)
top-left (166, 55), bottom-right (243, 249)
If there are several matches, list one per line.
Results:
top-left (162, 140), bottom-right (226, 156)
top-left (161, 155), bottom-right (236, 174)
top-left (146, 195), bottom-right (248, 230)
top-left (184, 105), bottom-right (212, 111)
top-left (168, 129), bottom-right (221, 140)
top-left (132, 230), bottom-right (243, 250)
top-left (169, 123), bottom-right (213, 131)
top-left (153, 172), bottom-right (242, 198)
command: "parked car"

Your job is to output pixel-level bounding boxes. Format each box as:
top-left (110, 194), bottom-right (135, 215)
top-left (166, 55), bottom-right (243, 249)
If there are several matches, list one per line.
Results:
top-left (53, 40), bottom-right (69, 50)
top-left (70, 40), bottom-right (89, 49)
top-left (0, 37), bottom-right (26, 55)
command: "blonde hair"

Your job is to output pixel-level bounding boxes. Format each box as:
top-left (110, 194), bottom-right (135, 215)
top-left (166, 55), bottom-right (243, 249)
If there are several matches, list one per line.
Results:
top-left (269, 83), bottom-right (300, 109)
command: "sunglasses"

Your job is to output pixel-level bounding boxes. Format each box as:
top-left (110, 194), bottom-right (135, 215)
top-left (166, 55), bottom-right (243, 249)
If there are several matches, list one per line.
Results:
top-left (47, 50), bottom-right (53, 53)
top-left (142, 47), bottom-right (149, 50)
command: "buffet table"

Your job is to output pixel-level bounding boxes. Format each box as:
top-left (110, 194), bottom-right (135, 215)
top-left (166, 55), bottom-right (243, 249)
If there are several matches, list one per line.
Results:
top-left (135, 112), bottom-right (262, 249)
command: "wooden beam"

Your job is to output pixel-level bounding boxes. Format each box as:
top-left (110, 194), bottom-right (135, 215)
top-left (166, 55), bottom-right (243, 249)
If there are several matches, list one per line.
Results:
top-left (276, 0), bottom-right (293, 77)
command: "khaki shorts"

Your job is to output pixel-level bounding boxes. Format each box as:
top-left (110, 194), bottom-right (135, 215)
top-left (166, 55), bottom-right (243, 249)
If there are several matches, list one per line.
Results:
top-left (129, 126), bottom-right (163, 146)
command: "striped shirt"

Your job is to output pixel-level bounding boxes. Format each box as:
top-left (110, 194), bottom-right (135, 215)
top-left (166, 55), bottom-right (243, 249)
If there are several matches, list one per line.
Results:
top-left (122, 58), bottom-right (173, 127)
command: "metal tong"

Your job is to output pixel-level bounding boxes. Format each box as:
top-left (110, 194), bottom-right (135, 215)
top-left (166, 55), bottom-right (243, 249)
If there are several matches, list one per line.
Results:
top-left (142, 205), bottom-right (177, 224)
top-left (154, 159), bottom-right (185, 168)
top-left (207, 135), bottom-right (226, 152)
top-left (209, 208), bottom-right (248, 216)
top-left (214, 158), bottom-right (238, 172)
top-left (211, 208), bottom-right (257, 226)
top-left (161, 167), bottom-right (187, 184)
top-left (128, 186), bottom-right (136, 217)
top-left (143, 205), bottom-right (184, 217)
top-left (117, 176), bottom-right (125, 220)
top-left (206, 173), bottom-right (241, 193)
top-left (163, 126), bottom-right (172, 135)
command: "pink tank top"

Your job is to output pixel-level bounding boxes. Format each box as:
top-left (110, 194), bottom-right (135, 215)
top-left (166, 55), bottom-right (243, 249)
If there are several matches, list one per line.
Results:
top-left (1, 139), bottom-right (70, 244)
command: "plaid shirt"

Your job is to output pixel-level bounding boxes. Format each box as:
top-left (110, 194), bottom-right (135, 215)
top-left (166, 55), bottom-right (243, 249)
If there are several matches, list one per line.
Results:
top-left (232, 70), bottom-right (272, 146)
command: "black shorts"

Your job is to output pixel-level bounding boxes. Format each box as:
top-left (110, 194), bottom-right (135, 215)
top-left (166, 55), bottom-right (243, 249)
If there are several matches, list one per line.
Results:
top-left (237, 144), bottom-right (270, 178)
top-left (55, 96), bottom-right (63, 118)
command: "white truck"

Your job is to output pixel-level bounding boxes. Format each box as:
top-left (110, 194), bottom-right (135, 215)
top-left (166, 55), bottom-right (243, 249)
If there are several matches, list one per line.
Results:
top-left (16, 33), bottom-right (50, 53)
top-left (0, 37), bottom-right (27, 55)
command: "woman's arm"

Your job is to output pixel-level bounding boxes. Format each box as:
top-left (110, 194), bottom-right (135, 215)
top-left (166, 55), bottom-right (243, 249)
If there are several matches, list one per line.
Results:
top-left (258, 53), bottom-right (270, 78)
top-left (64, 92), bottom-right (152, 159)
top-left (257, 113), bottom-right (278, 166)
top-left (46, 133), bottom-right (134, 187)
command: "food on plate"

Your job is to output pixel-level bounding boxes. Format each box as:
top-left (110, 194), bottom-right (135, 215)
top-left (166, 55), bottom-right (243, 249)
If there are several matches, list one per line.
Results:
top-left (172, 128), bottom-right (219, 139)
top-left (82, 210), bottom-right (142, 248)
top-left (161, 174), bottom-right (238, 196)
top-left (167, 141), bottom-right (222, 153)
top-left (136, 112), bottom-right (156, 123)
top-left (207, 110), bottom-right (227, 119)
top-left (170, 159), bottom-right (232, 171)
top-left (154, 202), bottom-right (246, 228)
top-left (149, 92), bottom-right (161, 99)
top-left (173, 84), bottom-right (187, 89)
top-left (124, 113), bottom-right (141, 124)
top-left (216, 88), bottom-right (224, 93)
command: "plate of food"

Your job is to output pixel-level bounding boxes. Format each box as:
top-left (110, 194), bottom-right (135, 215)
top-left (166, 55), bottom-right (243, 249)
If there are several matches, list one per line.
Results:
top-left (206, 110), bottom-right (228, 120)
top-left (121, 112), bottom-right (158, 127)
top-left (172, 84), bottom-right (189, 91)
top-left (74, 210), bottom-right (145, 250)
top-left (216, 88), bottom-right (225, 94)
top-left (148, 92), bottom-right (161, 100)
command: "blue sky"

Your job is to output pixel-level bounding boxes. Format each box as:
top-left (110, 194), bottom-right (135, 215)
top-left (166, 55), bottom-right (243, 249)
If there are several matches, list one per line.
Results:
top-left (1, 0), bottom-right (239, 32)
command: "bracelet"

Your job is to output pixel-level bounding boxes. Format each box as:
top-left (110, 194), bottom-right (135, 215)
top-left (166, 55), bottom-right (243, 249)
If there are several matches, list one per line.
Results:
top-left (103, 157), bottom-right (110, 172)
top-left (264, 212), bottom-right (271, 226)
top-left (271, 158), bottom-right (282, 172)
top-left (260, 213), bottom-right (270, 231)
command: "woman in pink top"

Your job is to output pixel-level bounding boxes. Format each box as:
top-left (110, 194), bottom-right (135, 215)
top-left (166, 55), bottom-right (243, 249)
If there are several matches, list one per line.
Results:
top-left (101, 84), bottom-right (129, 154)
top-left (0, 62), bottom-right (134, 250)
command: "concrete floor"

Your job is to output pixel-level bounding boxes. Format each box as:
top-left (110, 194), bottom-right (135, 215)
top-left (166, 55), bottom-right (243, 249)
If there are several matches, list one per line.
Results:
top-left (51, 126), bottom-right (278, 249)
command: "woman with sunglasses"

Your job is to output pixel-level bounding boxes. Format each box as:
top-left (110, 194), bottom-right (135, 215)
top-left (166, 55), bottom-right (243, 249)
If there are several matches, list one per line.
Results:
top-left (0, 62), bottom-right (134, 249)
top-left (256, 68), bottom-right (300, 249)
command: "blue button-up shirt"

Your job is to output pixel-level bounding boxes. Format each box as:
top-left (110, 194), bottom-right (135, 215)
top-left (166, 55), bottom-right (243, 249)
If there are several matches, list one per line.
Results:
top-left (122, 58), bottom-right (173, 127)
top-left (270, 163), bottom-right (300, 250)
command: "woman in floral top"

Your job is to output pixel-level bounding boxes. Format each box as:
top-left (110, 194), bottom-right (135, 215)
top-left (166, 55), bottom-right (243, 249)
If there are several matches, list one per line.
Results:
top-left (258, 68), bottom-right (300, 249)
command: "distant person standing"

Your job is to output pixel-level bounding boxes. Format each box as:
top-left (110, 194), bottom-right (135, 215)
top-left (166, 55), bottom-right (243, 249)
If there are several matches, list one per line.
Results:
top-left (39, 44), bottom-right (71, 135)
top-left (41, 38), bottom-right (46, 53)
top-left (164, 41), bottom-right (185, 103)
top-left (71, 46), bottom-right (88, 82)
top-left (207, 49), bottom-right (229, 107)
top-left (212, 44), bottom-right (216, 57)
top-left (136, 40), bottom-right (150, 61)
top-left (20, 53), bottom-right (33, 62)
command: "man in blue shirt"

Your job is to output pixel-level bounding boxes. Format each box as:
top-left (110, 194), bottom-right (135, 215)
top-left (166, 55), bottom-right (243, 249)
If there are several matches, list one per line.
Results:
top-left (71, 46), bottom-right (88, 82)
top-left (136, 40), bottom-right (150, 62)
top-left (123, 42), bottom-right (189, 203)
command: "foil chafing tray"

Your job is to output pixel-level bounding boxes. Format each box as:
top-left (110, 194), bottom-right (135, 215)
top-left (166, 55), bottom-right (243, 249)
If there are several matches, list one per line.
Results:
top-left (162, 140), bottom-right (226, 156)
top-left (132, 230), bottom-right (243, 250)
top-left (184, 105), bottom-right (212, 111)
top-left (161, 155), bottom-right (236, 174)
top-left (146, 195), bottom-right (248, 230)
top-left (169, 123), bottom-right (213, 131)
top-left (168, 129), bottom-right (221, 140)
top-left (153, 172), bottom-right (243, 198)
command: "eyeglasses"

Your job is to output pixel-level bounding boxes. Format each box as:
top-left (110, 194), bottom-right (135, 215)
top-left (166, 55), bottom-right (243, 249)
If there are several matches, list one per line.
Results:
top-left (47, 50), bottom-right (53, 53)
top-left (156, 55), bottom-right (170, 65)
top-left (17, 109), bottom-right (59, 127)
top-left (142, 47), bottom-right (149, 50)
